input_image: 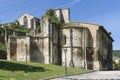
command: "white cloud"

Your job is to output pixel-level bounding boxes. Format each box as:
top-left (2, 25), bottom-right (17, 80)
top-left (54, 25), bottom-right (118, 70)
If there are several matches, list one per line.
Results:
top-left (56, 0), bottom-right (82, 8)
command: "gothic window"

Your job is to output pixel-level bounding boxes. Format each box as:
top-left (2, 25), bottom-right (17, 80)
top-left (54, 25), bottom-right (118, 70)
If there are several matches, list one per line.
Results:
top-left (62, 35), bottom-right (66, 45)
top-left (31, 19), bottom-right (34, 29)
top-left (23, 16), bottom-right (28, 28)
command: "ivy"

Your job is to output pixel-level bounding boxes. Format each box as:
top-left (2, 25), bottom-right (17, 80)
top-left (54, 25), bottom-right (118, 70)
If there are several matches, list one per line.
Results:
top-left (0, 28), bottom-right (5, 37)
top-left (0, 25), bottom-right (30, 38)
top-left (17, 26), bottom-right (30, 32)
top-left (36, 26), bottom-right (41, 33)
top-left (45, 9), bottom-right (63, 27)
top-left (12, 25), bottom-right (30, 33)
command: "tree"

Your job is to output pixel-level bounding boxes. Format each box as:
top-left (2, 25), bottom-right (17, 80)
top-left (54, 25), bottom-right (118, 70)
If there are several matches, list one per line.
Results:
top-left (45, 9), bottom-right (63, 27)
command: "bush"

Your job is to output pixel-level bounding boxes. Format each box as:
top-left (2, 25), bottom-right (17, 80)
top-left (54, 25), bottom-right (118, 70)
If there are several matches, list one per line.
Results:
top-left (0, 42), bottom-right (6, 59)
top-left (0, 42), bottom-right (6, 52)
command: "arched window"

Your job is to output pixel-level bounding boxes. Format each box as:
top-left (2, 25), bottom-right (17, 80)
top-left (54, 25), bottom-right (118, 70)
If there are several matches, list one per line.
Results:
top-left (31, 19), bottom-right (34, 29)
top-left (23, 16), bottom-right (28, 28)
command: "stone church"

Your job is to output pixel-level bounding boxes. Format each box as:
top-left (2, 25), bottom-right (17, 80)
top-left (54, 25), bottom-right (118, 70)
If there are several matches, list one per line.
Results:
top-left (5, 8), bottom-right (114, 70)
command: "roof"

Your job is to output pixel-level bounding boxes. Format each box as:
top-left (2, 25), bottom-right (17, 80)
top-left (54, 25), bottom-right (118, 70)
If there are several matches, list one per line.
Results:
top-left (71, 21), bottom-right (102, 26)
top-left (64, 21), bottom-right (114, 41)
top-left (99, 26), bottom-right (114, 41)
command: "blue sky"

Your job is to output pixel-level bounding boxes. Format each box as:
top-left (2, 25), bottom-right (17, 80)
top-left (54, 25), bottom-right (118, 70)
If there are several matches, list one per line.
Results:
top-left (0, 0), bottom-right (120, 50)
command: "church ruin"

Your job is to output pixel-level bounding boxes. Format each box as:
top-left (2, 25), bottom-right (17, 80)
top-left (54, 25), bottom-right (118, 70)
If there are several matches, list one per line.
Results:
top-left (5, 8), bottom-right (114, 70)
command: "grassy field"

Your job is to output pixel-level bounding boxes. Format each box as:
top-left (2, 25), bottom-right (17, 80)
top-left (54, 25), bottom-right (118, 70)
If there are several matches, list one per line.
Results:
top-left (0, 59), bottom-right (90, 80)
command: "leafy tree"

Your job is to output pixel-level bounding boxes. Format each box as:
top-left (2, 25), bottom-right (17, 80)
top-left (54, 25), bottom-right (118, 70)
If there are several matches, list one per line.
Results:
top-left (45, 9), bottom-right (63, 27)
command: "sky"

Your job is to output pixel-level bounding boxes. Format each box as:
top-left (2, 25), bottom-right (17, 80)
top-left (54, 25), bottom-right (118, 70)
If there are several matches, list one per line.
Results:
top-left (0, 0), bottom-right (120, 50)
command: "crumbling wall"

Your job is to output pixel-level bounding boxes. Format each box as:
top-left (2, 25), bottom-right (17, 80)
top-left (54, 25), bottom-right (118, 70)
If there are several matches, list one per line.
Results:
top-left (85, 28), bottom-right (93, 69)
top-left (62, 28), bottom-right (71, 67)
top-left (6, 9), bottom-right (113, 71)
top-left (62, 27), bottom-right (93, 69)
top-left (7, 36), bottom-right (17, 60)
top-left (97, 29), bottom-right (113, 70)
top-left (30, 37), bottom-right (44, 63)
top-left (41, 16), bottom-right (60, 65)
top-left (72, 28), bottom-right (84, 68)
top-left (55, 8), bottom-right (70, 23)
top-left (5, 29), bottom-right (25, 45)
top-left (17, 13), bottom-right (40, 29)
top-left (16, 36), bottom-right (30, 62)
top-left (50, 25), bottom-right (59, 65)
top-left (40, 16), bottom-right (50, 64)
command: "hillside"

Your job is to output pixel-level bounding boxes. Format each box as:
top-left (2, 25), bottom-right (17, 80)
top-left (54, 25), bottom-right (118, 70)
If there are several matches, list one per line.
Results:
top-left (0, 59), bottom-right (89, 80)
top-left (113, 50), bottom-right (120, 60)
top-left (0, 42), bottom-right (6, 59)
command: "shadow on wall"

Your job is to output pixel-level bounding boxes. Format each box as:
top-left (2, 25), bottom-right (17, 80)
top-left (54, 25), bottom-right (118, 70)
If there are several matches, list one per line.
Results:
top-left (30, 39), bottom-right (44, 63)
top-left (0, 60), bottom-right (45, 72)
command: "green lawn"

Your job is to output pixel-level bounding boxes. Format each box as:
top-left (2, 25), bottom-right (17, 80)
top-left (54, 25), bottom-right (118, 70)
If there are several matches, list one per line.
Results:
top-left (0, 59), bottom-right (90, 80)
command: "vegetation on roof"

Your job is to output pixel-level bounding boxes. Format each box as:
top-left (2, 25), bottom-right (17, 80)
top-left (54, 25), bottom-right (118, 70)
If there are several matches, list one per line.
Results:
top-left (45, 9), bottom-right (63, 27)
top-left (4, 25), bottom-right (30, 32)
top-left (0, 25), bottom-right (30, 37)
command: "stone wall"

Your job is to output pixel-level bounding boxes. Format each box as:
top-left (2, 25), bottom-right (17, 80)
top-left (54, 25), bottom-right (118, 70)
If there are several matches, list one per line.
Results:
top-left (55, 8), bottom-right (70, 23)
top-left (16, 36), bottom-right (30, 61)
top-left (49, 24), bottom-right (59, 65)
top-left (41, 16), bottom-right (60, 65)
top-left (7, 36), bottom-right (44, 63)
top-left (30, 37), bottom-right (44, 63)
top-left (7, 37), bottom-right (17, 60)
top-left (62, 27), bottom-right (93, 69)
top-left (6, 9), bottom-right (113, 71)
top-left (97, 27), bottom-right (113, 70)
top-left (64, 22), bottom-right (113, 70)
top-left (17, 13), bottom-right (40, 29)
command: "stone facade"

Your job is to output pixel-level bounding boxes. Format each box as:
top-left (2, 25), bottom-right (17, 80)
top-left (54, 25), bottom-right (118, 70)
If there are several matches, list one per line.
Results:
top-left (62, 22), bottom-right (113, 70)
top-left (62, 27), bottom-right (93, 69)
top-left (5, 8), bottom-right (113, 70)
top-left (17, 13), bottom-right (40, 29)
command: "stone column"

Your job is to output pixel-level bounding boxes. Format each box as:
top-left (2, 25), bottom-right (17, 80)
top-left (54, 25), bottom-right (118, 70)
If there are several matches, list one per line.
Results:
top-left (84, 28), bottom-right (87, 69)
top-left (7, 38), bottom-right (11, 60)
top-left (93, 46), bottom-right (100, 70)
top-left (49, 24), bottom-right (53, 64)
top-left (26, 36), bottom-right (30, 62)
top-left (69, 28), bottom-right (74, 67)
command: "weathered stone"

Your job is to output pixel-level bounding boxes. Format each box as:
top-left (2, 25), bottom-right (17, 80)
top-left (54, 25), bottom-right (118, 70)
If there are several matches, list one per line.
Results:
top-left (5, 8), bottom-right (113, 70)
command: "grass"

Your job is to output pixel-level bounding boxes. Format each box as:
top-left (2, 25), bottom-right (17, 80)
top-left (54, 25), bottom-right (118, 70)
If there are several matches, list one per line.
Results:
top-left (0, 59), bottom-right (90, 80)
